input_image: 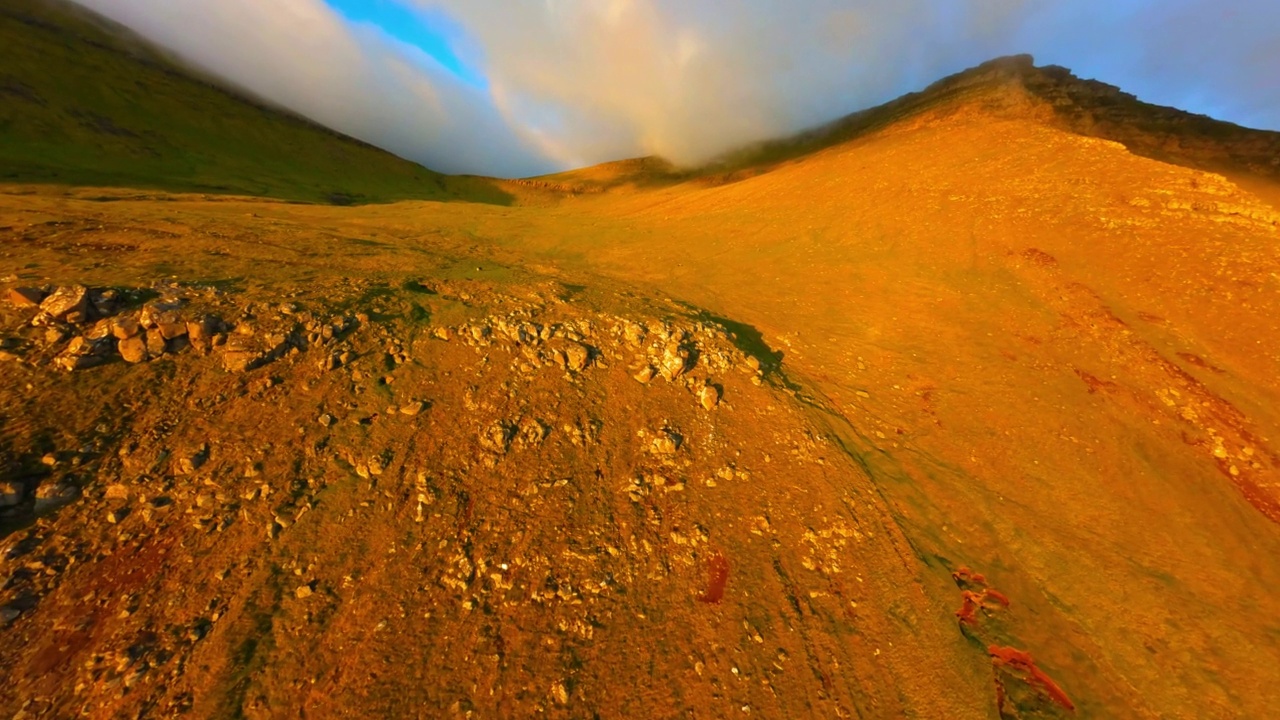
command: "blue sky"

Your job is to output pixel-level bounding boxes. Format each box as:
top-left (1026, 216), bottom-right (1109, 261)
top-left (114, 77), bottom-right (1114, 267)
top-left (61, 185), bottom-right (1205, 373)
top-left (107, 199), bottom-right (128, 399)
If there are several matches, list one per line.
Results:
top-left (323, 0), bottom-right (486, 87)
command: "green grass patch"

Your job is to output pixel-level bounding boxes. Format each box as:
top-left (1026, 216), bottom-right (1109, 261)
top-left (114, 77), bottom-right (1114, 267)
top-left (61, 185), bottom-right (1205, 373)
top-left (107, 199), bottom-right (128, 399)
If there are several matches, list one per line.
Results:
top-left (0, 0), bottom-right (513, 206)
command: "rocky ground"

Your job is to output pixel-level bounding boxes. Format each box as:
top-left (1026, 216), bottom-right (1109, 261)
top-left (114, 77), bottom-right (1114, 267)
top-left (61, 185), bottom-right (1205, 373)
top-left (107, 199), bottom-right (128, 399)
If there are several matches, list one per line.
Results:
top-left (0, 260), bottom-right (1025, 718)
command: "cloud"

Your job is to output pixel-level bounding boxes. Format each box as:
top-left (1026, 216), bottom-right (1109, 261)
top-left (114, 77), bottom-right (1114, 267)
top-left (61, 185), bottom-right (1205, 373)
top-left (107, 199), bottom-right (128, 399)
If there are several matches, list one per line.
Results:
top-left (70, 0), bottom-right (552, 176)
top-left (70, 0), bottom-right (1280, 178)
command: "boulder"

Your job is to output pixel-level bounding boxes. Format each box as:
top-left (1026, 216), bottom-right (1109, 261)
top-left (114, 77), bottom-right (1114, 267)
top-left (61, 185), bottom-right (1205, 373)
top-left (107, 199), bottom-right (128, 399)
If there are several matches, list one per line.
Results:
top-left (112, 317), bottom-right (142, 339)
top-left (145, 331), bottom-right (167, 357)
top-left (139, 299), bottom-right (183, 329)
top-left (187, 316), bottom-right (220, 353)
top-left (39, 285), bottom-right (90, 323)
top-left (118, 334), bottom-right (148, 363)
top-left (156, 321), bottom-right (188, 340)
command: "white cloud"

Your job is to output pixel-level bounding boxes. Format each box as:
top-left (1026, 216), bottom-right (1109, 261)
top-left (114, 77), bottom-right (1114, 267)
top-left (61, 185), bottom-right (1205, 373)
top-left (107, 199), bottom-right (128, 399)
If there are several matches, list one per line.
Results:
top-left (70, 0), bottom-right (1280, 177)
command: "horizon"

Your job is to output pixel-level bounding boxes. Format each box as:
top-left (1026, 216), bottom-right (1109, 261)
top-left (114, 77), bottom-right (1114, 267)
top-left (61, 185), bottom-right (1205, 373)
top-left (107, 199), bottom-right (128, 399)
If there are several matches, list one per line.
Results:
top-left (67, 0), bottom-right (1280, 178)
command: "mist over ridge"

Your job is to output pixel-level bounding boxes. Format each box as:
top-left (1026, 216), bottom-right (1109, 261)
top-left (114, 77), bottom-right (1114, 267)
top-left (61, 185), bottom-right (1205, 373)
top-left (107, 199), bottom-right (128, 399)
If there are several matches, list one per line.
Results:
top-left (68, 0), bottom-right (1280, 177)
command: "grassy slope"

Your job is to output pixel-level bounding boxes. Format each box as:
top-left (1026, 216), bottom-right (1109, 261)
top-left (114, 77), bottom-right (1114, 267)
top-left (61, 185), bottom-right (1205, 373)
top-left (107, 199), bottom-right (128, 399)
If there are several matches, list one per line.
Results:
top-left (0, 0), bottom-right (510, 205)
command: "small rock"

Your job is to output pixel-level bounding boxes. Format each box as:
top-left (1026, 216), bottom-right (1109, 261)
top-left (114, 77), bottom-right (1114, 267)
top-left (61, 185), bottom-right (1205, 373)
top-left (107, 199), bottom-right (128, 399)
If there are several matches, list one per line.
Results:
top-left (105, 483), bottom-right (130, 500)
top-left (222, 350), bottom-right (261, 373)
top-left (660, 343), bottom-right (691, 381)
top-left (318, 414), bottom-right (335, 427)
top-left (699, 385), bottom-right (720, 410)
top-left (107, 508), bottom-right (128, 524)
top-left (34, 483), bottom-right (78, 513)
top-left (564, 342), bottom-right (590, 372)
top-left (0, 480), bottom-right (24, 507)
top-left (295, 584), bottom-right (314, 599)
top-left (400, 401), bottom-right (425, 417)
top-left (633, 366), bottom-right (655, 384)
top-left (650, 430), bottom-right (682, 455)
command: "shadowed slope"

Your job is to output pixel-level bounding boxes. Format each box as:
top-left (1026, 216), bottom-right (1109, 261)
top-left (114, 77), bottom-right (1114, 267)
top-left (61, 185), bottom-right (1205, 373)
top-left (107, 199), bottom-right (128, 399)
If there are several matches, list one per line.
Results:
top-left (0, 0), bottom-right (510, 205)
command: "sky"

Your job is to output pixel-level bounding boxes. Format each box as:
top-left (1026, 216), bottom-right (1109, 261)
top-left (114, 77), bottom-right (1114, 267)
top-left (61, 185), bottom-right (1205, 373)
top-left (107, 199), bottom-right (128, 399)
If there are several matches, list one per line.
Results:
top-left (70, 0), bottom-right (1280, 178)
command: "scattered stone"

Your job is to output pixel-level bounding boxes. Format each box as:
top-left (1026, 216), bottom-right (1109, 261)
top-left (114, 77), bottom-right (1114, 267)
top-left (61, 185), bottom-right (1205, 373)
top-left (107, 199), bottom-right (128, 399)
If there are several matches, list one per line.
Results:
top-left (623, 322), bottom-right (646, 346)
top-left (222, 336), bottom-right (262, 372)
top-left (551, 682), bottom-right (569, 706)
top-left (400, 401), bottom-right (425, 417)
top-left (699, 384), bottom-right (721, 410)
top-left (295, 584), bottom-right (314, 599)
top-left (651, 429), bottom-right (683, 455)
top-left (187, 316), bottom-right (220, 353)
top-left (318, 414), bottom-right (335, 427)
top-left (633, 365), bottom-right (655, 384)
top-left (480, 422), bottom-right (516, 455)
top-left (105, 483), bottom-right (130, 500)
top-left (7, 287), bottom-right (45, 308)
top-left (564, 342), bottom-right (590, 372)
top-left (0, 480), bottom-right (24, 507)
top-left (33, 483), bottom-right (77, 513)
top-left (90, 288), bottom-right (120, 317)
top-left (39, 285), bottom-right (90, 323)
top-left (659, 343), bottom-right (691, 381)
top-left (107, 508), bottom-right (128, 524)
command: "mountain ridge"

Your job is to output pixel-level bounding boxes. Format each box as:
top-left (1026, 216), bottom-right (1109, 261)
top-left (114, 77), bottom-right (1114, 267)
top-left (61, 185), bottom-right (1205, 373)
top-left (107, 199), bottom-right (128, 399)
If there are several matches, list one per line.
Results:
top-left (536, 54), bottom-right (1280, 194)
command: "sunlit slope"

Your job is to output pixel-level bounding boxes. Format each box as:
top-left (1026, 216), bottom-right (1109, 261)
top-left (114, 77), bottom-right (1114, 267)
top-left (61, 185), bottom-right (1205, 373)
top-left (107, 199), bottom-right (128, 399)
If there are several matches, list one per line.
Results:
top-left (539, 55), bottom-right (1280, 195)
top-left (479, 102), bottom-right (1280, 717)
top-left (0, 0), bottom-right (507, 204)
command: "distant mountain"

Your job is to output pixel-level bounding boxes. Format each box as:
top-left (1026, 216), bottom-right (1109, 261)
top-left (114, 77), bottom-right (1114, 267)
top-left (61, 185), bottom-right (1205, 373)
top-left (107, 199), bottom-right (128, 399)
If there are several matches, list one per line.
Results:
top-left (0, 0), bottom-right (509, 204)
top-left (539, 54), bottom-right (1280, 193)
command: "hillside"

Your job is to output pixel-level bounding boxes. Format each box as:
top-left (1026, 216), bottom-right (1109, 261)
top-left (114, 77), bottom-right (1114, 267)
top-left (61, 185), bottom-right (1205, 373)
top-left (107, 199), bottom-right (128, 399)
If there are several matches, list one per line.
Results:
top-left (541, 54), bottom-right (1280, 194)
top-left (0, 0), bottom-right (509, 205)
top-left (2, 52), bottom-right (1280, 718)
